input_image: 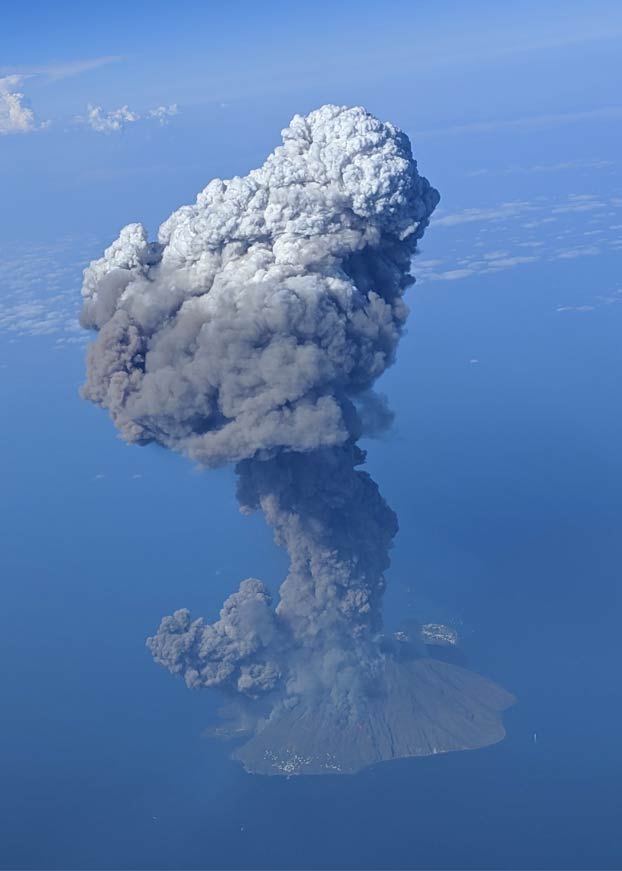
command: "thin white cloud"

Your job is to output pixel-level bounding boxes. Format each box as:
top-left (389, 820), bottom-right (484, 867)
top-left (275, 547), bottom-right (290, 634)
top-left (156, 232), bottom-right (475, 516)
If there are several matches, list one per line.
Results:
top-left (556, 288), bottom-right (622, 313)
top-left (416, 245), bottom-right (543, 283)
top-left (419, 187), bottom-right (621, 287)
top-left (413, 258), bottom-right (443, 268)
top-left (434, 194), bottom-right (620, 233)
top-left (467, 158), bottom-right (614, 177)
top-left (0, 56), bottom-right (122, 82)
top-left (521, 217), bottom-right (557, 228)
top-left (556, 304), bottom-right (596, 312)
top-left (553, 245), bottom-right (601, 259)
top-left (420, 105), bottom-right (622, 138)
top-left (481, 255), bottom-right (539, 271)
top-left (551, 195), bottom-right (607, 214)
top-left (427, 267), bottom-right (475, 281)
top-left (434, 201), bottom-right (536, 227)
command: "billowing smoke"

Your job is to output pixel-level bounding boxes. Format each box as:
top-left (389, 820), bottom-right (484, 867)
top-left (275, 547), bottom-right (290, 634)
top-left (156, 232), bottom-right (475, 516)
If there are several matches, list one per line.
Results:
top-left (81, 105), bottom-right (513, 775)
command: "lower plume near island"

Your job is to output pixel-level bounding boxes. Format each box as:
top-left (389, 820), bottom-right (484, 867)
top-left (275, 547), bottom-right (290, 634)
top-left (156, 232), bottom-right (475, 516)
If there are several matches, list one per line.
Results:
top-left (80, 104), bottom-right (514, 776)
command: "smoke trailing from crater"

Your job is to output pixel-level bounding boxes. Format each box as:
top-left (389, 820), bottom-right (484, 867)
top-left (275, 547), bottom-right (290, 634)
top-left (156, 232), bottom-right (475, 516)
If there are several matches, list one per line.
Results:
top-left (81, 105), bottom-right (513, 775)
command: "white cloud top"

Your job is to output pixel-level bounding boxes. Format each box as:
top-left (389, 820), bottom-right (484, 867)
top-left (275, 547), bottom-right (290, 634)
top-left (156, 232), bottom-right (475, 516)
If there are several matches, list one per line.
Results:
top-left (81, 104), bottom-right (438, 465)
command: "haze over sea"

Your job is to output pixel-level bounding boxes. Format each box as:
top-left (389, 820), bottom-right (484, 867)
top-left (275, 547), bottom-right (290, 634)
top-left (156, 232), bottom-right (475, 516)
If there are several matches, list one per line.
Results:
top-left (1, 2), bottom-right (621, 868)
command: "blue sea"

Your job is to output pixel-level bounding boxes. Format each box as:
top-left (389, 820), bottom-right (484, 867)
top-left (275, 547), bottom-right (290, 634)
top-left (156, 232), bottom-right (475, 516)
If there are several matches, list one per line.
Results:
top-left (1, 239), bottom-right (621, 869)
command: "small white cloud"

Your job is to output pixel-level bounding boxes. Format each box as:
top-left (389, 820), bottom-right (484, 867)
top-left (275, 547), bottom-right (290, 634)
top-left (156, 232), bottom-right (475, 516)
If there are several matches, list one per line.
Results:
top-left (0, 75), bottom-right (39, 135)
top-left (81, 101), bottom-right (180, 133)
top-left (84, 103), bottom-right (139, 133)
top-left (147, 104), bottom-right (178, 124)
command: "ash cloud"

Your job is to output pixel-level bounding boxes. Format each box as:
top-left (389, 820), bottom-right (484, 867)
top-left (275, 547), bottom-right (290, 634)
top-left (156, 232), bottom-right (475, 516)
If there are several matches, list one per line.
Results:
top-left (81, 105), bottom-right (513, 775)
top-left (148, 579), bottom-right (281, 695)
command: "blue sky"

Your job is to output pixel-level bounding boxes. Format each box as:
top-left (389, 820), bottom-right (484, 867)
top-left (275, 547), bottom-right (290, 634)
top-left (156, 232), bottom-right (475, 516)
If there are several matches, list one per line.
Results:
top-left (1, 2), bottom-right (622, 868)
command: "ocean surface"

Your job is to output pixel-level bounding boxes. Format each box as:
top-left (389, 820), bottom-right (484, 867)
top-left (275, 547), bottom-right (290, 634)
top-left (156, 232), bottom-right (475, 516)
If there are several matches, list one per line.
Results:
top-left (1, 239), bottom-right (621, 869)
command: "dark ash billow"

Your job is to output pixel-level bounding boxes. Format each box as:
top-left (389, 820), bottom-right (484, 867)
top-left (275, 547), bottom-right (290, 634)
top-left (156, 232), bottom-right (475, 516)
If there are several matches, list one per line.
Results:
top-left (81, 105), bottom-right (514, 775)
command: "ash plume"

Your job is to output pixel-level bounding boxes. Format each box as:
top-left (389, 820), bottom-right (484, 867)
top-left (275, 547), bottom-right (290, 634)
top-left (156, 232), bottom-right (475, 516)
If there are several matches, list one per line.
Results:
top-left (81, 105), bottom-right (513, 775)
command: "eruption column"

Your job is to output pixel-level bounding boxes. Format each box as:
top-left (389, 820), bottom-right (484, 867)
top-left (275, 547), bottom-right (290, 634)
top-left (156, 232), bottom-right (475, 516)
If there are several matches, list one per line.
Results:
top-left (81, 105), bottom-right (514, 774)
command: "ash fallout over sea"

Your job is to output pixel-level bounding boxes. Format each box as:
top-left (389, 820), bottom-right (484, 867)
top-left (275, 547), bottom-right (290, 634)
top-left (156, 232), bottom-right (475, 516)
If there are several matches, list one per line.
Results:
top-left (80, 105), bottom-right (514, 775)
